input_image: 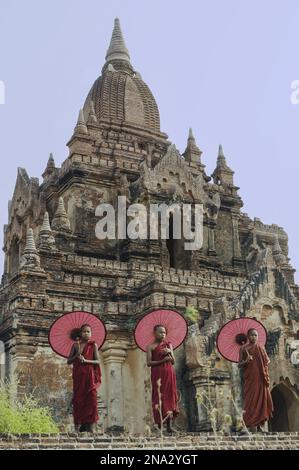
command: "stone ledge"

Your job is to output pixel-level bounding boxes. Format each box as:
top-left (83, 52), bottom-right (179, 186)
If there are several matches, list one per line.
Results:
top-left (0, 433), bottom-right (298, 450)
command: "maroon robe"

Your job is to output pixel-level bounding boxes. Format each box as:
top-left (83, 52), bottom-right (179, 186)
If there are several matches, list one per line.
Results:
top-left (72, 340), bottom-right (101, 425)
top-left (150, 341), bottom-right (179, 425)
top-left (241, 343), bottom-right (273, 427)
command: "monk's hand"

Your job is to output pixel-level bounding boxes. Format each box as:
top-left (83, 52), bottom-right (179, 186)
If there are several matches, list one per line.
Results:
top-left (79, 354), bottom-right (85, 363)
top-left (163, 347), bottom-right (172, 355)
top-left (163, 356), bottom-right (172, 363)
top-left (248, 354), bottom-right (253, 362)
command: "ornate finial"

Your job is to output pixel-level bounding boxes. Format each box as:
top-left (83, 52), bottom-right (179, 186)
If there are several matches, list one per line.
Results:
top-left (212, 144), bottom-right (234, 186)
top-left (188, 128), bottom-right (194, 140)
top-left (75, 109), bottom-right (88, 134)
top-left (48, 153), bottom-right (55, 165)
top-left (183, 128), bottom-right (202, 163)
top-left (218, 144), bottom-right (225, 158)
top-left (105, 18), bottom-right (131, 64)
top-left (38, 212), bottom-right (57, 251)
top-left (20, 228), bottom-right (41, 271)
top-left (40, 212), bottom-right (52, 233)
top-left (24, 228), bottom-right (37, 254)
top-left (217, 144), bottom-right (226, 164)
top-left (56, 197), bottom-right (67, 217)
top-left (52, 197), bottom-right (71, 232)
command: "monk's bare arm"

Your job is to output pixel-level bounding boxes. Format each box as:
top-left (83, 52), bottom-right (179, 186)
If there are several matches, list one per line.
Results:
top-left (67, 344), bottom-right (79, 365)
top-left (146, 345), bottom-right (170, 367)
top-left (168, 344), bottom-right (175, 364)
top-left (81, 343), bottom-right (101, 365)
top-left (238, 346), bottom-right (250, 368)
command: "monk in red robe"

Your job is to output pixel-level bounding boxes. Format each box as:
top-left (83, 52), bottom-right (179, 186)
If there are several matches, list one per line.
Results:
top-left (147, 325), bottom-right (179, 433)
top-left (67, 324), bottom-right (101, 433)
top-left (238, 328), bottom-right (273, 433)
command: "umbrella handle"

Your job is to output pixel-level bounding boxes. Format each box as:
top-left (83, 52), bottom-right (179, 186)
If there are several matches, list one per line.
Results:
top-left (75, 338), bottom-right (81, 355)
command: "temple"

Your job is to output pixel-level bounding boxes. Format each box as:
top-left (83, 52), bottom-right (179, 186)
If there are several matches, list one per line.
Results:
top-left (1, 18), bottom-right (299, 432)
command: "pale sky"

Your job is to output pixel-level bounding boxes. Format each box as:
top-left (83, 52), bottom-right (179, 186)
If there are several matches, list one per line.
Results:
top-left (0, 0), bottom-right (298, 281)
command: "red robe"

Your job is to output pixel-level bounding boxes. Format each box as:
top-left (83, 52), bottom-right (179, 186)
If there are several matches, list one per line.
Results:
top-left (150, 341), bottom-right (179, 425)
top-left (241, 343), bottom-right (273, 427)
top-left (72, 340), bottom-right (101, 425)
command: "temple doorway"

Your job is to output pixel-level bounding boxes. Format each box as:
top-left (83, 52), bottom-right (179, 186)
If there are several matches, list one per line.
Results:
top-left (269, 382), bottom-right (299, 431)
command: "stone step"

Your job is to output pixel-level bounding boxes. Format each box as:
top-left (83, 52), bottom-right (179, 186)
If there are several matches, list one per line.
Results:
top-left (0, 432), bottom-right (298, 450)
top-left (0, 433), bottom-right (299, 450)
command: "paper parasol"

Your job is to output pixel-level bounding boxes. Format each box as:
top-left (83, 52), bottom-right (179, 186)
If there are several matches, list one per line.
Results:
top-left (48, 311), bottom-right (106, 358)
top-left (134, 309), bottom-right (188, 352)
top-left (216, 317), bottom-right (267, 363)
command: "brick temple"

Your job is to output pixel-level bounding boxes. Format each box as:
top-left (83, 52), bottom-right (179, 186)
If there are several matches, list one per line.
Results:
top-left (0, 18), bottom-right (299, 433)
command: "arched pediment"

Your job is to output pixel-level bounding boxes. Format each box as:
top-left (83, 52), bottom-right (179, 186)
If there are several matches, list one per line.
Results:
top-left (137, 144), bottom-right (206, 202)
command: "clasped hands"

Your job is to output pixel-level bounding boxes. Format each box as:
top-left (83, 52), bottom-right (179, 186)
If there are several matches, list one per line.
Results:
top-left (162, 347), bottom-right (173, 362)
top-left (245, 354), bottom-right (253, 363)
top-left (75, 347), bottom-right (86, 364)
top-left (162, 347), bottom-right (171, 355)
top-left (78, 354), bottom-right (86, 363)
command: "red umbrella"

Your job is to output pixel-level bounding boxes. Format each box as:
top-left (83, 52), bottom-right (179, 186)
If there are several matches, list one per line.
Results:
top-left (134, 309), bottom-right (188, 352)
top-left (48, 311), bottom-right (106, 358)
top-left (216, 317), bottom-right (267, 363)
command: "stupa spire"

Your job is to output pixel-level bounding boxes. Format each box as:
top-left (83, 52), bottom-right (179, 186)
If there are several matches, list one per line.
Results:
top-left (105, 18), bottom-right (131, 65)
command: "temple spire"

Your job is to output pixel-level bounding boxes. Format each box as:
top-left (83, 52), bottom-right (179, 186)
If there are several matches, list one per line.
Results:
top-left (48, 152), bottom-right (55, 167)
top-left (105, 18), bottom-right (131, 64)
top-left (212, 144), bottom-right (234, 186)
top-left (183, 128), bottom-right (202, 163)
top-left (188, 127), bottom-right (195, 140)
top-left (217, 144), bottom-right (227, 166)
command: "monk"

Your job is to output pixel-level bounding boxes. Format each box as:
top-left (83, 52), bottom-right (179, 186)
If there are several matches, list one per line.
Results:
top-left (67, 324), bottom-right (101, 433)
top-left (147, 325), bottom-right (179, 433)
top-left (238, 328), bottom-right (273, 433)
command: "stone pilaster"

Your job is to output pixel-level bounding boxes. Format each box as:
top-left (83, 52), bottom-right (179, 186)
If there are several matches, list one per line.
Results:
top-left (207, 220), bottom-right (217, 255)
top-left (189, 366), bottom-right (232, 431)
top-left (102, 340), bottom-right (129, 431)
top-left (231, 210), bottom-right (243, 267)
